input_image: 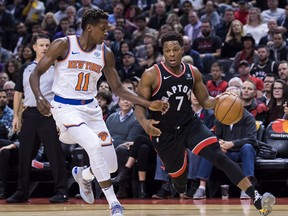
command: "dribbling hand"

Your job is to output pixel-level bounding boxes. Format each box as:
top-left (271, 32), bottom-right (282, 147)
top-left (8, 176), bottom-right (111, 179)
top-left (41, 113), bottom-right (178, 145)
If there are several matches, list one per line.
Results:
top-left (36, 96), bottom-right (53, 117)
top-left (148, 100), bottom-right (170, 115)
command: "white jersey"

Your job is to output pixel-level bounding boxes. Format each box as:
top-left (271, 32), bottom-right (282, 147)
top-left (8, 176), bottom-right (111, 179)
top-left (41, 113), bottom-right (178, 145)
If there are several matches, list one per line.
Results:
top-left (52, 35), bottom-right (105, 100)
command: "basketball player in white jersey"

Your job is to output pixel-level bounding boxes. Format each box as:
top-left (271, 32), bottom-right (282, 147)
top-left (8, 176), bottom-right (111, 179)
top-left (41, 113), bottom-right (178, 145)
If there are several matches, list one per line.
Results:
top-left (29, 9), bottom-right (169, 216)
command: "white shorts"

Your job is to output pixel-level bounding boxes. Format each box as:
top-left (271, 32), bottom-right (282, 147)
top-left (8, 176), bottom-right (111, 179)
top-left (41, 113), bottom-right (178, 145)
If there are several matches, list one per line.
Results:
top-left (51, 99), bottom-right (112, 146)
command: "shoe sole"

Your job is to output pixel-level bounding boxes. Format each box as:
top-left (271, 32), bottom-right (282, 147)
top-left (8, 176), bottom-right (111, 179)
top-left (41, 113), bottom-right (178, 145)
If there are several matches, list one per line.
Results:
top-left (72, 167), bottom-right (94, 204)
top-left (152, 195), bottom-right (173, 199)
top-left (193, 196), bottom-right (206, 200)
top-left (260, 193), bottom-right (276, 216)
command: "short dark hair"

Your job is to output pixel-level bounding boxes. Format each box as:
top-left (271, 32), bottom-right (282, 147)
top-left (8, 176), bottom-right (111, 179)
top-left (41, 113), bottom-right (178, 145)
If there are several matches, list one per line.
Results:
top-left (31, 34), bottom-right (50, 45)
top-left (161, 31), bottom-right (183, 47)
top-left (81, 8), bottom-right (109, 30)
top-left (211, 62), bottom-right (223, 71)
top-left (96, 91), bottom-right (112, 105)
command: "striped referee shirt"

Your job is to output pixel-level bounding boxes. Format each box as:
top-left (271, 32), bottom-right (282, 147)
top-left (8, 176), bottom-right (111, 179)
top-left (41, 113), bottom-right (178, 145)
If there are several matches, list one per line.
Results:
top-left (15, 62), bottom-right (54, 107)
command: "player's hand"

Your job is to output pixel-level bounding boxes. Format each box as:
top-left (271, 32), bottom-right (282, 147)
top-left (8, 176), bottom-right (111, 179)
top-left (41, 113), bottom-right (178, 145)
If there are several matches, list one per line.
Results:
top-left (36, 95), bottom-right (53, 117)
top-left (143, 119), bottom-right (161, 136)
top-left (148, 100), bottom-right (170, 115)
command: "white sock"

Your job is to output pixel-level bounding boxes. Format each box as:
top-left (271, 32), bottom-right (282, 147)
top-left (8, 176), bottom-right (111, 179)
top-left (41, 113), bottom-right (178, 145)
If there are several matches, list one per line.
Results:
top-left (199, 186), bottom-right (206, 190)
top-left (102, 185), bottom-right (119, 208)
top-left (82, 167), bottom-right (95, 181)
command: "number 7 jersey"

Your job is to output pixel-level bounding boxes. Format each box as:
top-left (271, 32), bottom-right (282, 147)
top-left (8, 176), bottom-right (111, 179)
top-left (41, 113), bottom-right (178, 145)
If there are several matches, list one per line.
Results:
top-left (52, 35), bottom-right (105, 100)
top-left (149, 62), bottom-right (195, 129)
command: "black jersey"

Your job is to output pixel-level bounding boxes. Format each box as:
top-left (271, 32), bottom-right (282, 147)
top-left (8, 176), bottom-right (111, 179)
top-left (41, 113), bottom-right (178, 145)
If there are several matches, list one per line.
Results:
top-left (149, 62), bottom-right (195, 130)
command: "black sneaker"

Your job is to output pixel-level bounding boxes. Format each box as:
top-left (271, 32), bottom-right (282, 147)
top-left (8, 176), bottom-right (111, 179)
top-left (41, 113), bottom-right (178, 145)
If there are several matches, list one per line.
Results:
top-left (152, 187), bottom-right (173, 199)
top-left (49, 193), bottom-right (69, 203)
top-left (6, 191), bottom-right (29, 203)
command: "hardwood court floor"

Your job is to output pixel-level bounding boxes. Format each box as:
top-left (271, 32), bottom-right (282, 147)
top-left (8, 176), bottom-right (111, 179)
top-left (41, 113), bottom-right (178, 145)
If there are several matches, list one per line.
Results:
top-left (0, 198), bottom-right (287, 216)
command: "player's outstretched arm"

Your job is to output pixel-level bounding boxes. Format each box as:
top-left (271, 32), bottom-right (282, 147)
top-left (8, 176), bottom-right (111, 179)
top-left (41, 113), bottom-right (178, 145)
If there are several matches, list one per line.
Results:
top-left (192, 66), bottom-right (216, 110)
top-left (103, 47), bottom-right (169, 114)
top-left (30, 38), bottom-right (68, 116)
top-left (134, 67), bottom-right (162, 136)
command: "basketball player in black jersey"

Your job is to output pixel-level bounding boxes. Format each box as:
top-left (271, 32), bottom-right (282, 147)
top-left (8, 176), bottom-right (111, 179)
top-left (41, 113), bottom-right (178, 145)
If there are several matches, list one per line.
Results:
top-left (135, 31), bottom-right (275, 216)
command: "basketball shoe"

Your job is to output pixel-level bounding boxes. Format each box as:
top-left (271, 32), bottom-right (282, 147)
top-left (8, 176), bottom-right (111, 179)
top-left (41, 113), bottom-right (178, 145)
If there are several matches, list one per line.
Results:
top-left (255, 192), bottom-right (276, 216)
top-left (110, 201), bottom-right (124, 216)
top-left (72, 166), bottom-right (94, 204)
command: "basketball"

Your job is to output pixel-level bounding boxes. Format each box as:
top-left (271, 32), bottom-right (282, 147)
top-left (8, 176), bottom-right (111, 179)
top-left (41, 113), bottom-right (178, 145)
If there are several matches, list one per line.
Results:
top-left (214, 94), bottom-right (244, 125)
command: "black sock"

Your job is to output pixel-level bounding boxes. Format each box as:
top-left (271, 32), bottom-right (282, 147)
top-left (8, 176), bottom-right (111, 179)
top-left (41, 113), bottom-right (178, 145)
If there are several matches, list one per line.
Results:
top-left (246, 186), bottom-right (262, 210)
top-left (123, 166), bottom-right (131, 173)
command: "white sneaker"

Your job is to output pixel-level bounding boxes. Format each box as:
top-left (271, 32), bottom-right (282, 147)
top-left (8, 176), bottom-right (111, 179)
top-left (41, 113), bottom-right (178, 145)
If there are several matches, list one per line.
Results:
top-left (240, 190), bottom-right (251, 199)
top-left (72, 166), bottom-right (94, 204)
top-left (110, 201), bottom-right (124, 216)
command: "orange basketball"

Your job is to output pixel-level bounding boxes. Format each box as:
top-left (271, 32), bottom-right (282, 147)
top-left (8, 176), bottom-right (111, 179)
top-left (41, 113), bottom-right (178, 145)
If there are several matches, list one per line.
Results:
top-left (214, 94), bottom-right (244, 125)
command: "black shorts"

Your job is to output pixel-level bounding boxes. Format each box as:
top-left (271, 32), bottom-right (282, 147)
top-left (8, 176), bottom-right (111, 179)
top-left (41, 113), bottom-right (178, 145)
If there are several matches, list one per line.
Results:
top-left (152, 115), bottom-right (218, 177)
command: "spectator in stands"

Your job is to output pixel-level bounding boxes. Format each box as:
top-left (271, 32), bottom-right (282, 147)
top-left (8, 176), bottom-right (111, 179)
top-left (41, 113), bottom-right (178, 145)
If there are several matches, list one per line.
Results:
top-left (244, 7), bottom-right (268, 45)
top-left (277, 3), bottom-right (288, 39)
top-left (261, 0), bottom-right (285, 23)
top-left (192, 20), bottom-right (222, 74)
top-left (258, 73), bottom-right (277, 105)
top-left (228, 76), bottom-right (243, 88)
top-left (206, 62), bottom-right (228, 97)
top-left (266, 79), bottom-right (288, 126)
top-left (22, 0), bottom-right (45, 24)
top-left (6, 34), bottom-right (68, 204)
top-left (0, 39), bottom-right (12, 65)
top-left (41, 12), bottom-right (58, 40)
top-left (65, 5), bottom-right (77, 28)
top-left (0, 72), bottom-right (9, 89)
top-left (54, 0), bottom-right (69, 23)
top-left (9, 22), bottom-right (31, 56)
top-left (0, 89), bottom-right (13, 136)
top-left (3, 81), bottom-right (15, 109)
top-left (193, 86), bottom-right (258, 200)
top-left (106, 96), bottom-right (146, 198)
top-left (230, 33), bottom-right (258, 74)
top-left (147, 0), bottom-right (167, 31)
top-left (278, 60), bottom-right (288, 83)
top-left (182, 36), bottom-right (204, 73)
top-left (115, 40), bottom-right (133, 71)
top-left (234, 0), bottom-right (249, 25)
top-left (259, 19), bottom-right (279, 46)
top-left (118, 51), bottom-right (145, 82)
top-left (215, 7), bottom-right (235, 43)
top-left (135, 33), bottom-right (157, 63)
top-left (6, 0), bottom-right (25, 22)
top-left (21, 45), bottom-right (34, 65)
top-left (250, 45), bottom-right (278, 81)
top-left (184, 9), bottom-right (202, 41)
top-left (110, 27), bottom-right (125, 57)
top-left (0, 0), bottom-right (15, 49)
top-left (130, 15), bottom-right (158, 48)
top-left (200, 1), bottom-right (220, 29)
top-left (179, 0), bottom-right (193, 29)
top-left (96, 90), bottom-right (112, 121)
top-left (4, 58), bottom-right (21, 84)
top-left (221, 19), bottom-right (244, 59)
top-left (268, 32), bottom-right (288, 62)
top-left (157, 24), bottom-right (173, 49)
top-left (114, 15), bottom-right (136, 40)
top-left (241, 80), bottom-right (267, 123)
top-left (238, 60), bottom-right (264, 97)
top-left (76, 0), bottom-right (99, 22)
top-left (53, 17), bottom-right (70, 40)
top-left (108, 2), bottom-right (124, 26)
top-left (139, 42), bottom-right (161, 69)
top-left (166, 12), bottom-right (183, 34)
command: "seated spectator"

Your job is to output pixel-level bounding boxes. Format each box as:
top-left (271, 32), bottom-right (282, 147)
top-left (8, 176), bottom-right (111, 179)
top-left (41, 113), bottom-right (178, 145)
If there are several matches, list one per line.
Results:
top-left (166, 12), bottom-right (183, 34)
top-left (277, 3), bottom-right (288, 39)
top-left (4, 58), bottom-right (21, 83)
top-left (237, 60), bottom-right (264, 98)
top-left (258, 73), bottom-right (278, 105)
top-left (206, 62), bottom-right (228, 97)
top-left (244, 7), bottom-right (268, 46)
top-left (228, 77), bottom-right (243, 88)
top-left (22, 0), bottom-right (45, 24)
top-left (241, 80), bottom-right (267, 123)
top-left (230, 33), bottom-right (258, 74)
top-left (221, 19), bottom-right (244, 59)
top-left (250, 45), bottom-right (278, 81)
top-left (259, 19), bottom-right (279, 46)
top-left (3, 81), bottom-right (16, 109)
top-left (266, 79), bottom-right (288, 126)
top-left (54, 0), bottom-right (69, 23)
top-left (53, 17), bottom-right (70, 41)
top-left (139, 42), bottom-right (161, 69)
top-left (147, 1), bottom-right (167, 31)
top-left (200, 1), bottom-right (220, 29)
top-left (0, 39), bottom-right (12, 65)
top-left (261, 0), bottom-right (285, 23)
top-left (21, 45), bottom-right (34, 65)
top-left (96, 91), bottom-right (112, 121)
top-left (193, 86), bottom-right (258, 200)
top-left (183, 9), bottom-right (202, 42)
top-left (117, 51), bottom-right (145, 82)
top-left (234, 0), bottom-right (249, 25)
top-left (0, 89), bottom-right (13, 139)
top-left (0, 72), bottom-right (9, 89)
top-left (179, 0), bottom-right (193, 28)
top-left (41, 12), bottom-right (58, 40)
top-left (215, 7), bottom-right (235, 43)
top-left (106, 96), bottom-right (146, 198)
top-left (268, 32), bottom-right (288, 62)
top-left (278, 60), bottom-right (288, 83)
top-left (192, 20), bottom-right (222, 74)
top-left (115, 40), bottom-right (133, 71)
